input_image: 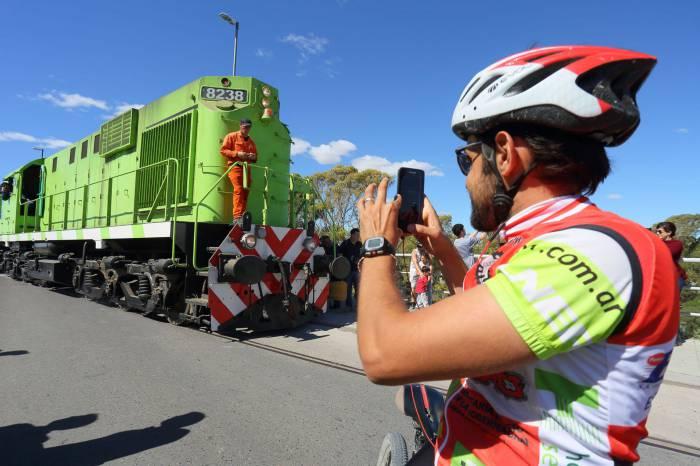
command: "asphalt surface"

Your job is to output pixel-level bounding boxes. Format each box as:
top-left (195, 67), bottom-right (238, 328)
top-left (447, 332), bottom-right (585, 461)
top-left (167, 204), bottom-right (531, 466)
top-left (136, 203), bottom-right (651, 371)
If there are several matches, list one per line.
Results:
top-left (1, 275), bottom-right (698, 465)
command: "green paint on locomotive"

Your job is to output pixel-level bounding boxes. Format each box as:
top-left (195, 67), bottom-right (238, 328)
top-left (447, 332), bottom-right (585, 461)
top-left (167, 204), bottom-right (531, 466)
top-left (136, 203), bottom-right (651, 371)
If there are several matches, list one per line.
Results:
top-left (0, 76), bottom-right (311, 243)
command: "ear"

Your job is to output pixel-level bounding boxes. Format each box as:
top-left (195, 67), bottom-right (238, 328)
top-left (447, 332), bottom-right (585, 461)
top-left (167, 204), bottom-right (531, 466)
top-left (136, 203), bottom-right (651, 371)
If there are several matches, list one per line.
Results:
top-left (493, 131), bottom-right (527, 188)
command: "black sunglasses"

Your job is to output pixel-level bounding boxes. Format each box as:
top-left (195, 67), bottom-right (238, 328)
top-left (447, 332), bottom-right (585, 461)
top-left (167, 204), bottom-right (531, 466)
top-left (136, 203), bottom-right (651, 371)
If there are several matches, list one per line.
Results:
top-left (455, 141), bottom-right (485, 175)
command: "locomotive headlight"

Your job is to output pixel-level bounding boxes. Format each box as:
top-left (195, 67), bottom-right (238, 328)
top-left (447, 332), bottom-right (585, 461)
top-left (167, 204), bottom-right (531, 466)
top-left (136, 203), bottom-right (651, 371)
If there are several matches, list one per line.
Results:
top-left (262, 86), bottom-right (272, 97)
top-left (254, 225), bottom-right (267, 239)
top-left (262, 98), bottom-right (271, 108)
top-left (302, 237), bottom-right (317, 252)
top-left (221, 77), bottom-right (231, 87)
top-left (241, 233), bottom-right (257, 249)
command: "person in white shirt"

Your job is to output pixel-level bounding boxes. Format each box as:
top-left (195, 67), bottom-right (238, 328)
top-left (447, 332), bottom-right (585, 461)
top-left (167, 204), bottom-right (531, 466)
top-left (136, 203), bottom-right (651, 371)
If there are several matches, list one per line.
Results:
top-left (452, 224), bottom-right (483, 269)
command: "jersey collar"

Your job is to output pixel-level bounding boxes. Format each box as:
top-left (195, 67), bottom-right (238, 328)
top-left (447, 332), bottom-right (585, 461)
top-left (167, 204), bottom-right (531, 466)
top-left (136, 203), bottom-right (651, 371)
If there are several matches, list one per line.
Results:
top-left (503, 195), bottom-right (592, 239)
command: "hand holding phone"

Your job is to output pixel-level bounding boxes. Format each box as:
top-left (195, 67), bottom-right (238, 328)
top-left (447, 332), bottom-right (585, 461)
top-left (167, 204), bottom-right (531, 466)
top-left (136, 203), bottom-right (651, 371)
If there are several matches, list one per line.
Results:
top-left (397, 167), bottom-right (425, 232)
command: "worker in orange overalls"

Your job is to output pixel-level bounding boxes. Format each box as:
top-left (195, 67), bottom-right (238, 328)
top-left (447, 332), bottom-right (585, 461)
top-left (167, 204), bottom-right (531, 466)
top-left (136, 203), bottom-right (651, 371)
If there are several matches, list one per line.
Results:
top-left (220, 118), bottom-right (257, 224)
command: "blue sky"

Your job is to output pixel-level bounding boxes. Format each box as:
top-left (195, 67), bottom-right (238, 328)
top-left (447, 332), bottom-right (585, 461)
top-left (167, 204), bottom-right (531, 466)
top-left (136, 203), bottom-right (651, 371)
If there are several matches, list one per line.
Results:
top-left (1, 0), bottom-right (698, 229)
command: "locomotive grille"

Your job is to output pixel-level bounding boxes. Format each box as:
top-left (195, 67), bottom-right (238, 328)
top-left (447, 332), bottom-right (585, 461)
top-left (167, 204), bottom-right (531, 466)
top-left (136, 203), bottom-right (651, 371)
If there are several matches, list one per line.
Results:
top-left (136, 112), bottom-right (192, 211)
top-left (101, 109), bottom-right (138, 158)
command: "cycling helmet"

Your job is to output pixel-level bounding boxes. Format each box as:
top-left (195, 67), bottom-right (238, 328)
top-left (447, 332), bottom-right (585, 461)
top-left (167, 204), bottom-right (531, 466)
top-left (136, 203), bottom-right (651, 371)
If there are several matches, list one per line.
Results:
top-left (452, 45), bottom-right (656, 146)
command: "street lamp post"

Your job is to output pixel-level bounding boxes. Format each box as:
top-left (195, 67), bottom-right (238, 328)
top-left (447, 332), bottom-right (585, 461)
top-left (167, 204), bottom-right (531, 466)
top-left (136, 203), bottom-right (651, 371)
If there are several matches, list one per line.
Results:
top-left (218, 12), bottom-right (239, 76)
top-left (32, 146), bottom-right (45, 159)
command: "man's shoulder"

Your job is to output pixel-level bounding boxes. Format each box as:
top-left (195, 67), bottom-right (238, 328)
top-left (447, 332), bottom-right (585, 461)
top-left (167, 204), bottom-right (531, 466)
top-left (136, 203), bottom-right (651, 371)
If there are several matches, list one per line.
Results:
top-left (526, 204), bottom-right (651, 249)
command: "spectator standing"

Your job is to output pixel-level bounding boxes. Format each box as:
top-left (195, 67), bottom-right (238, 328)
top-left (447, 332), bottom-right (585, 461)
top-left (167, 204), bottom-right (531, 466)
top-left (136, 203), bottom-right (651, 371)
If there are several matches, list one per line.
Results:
top-left (414, 266), bottom-right (432, 309)
top-left (320, 235), bottom-right (340, 309)
top-left (419, 250), bottom-right (434, 305)
top-left (319, 235), bottom-right (335, 256)
top-left (656, 221), bottom-right (687, 288)
top-left (452, 224), bottom-right (483, 269)
top-left (338, 228), bottom-right (362, 308)
top-left (656, 221), bottom-right (687, 345)
top-left (409, 243), bottom-right (427, 307)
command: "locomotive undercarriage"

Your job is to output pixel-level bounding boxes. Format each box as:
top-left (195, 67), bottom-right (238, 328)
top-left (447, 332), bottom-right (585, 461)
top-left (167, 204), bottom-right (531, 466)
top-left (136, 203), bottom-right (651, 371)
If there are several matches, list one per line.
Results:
top-left (1, 228), bottom-right (348, 332)
top-left (1, 239), bottom-right (207, 327)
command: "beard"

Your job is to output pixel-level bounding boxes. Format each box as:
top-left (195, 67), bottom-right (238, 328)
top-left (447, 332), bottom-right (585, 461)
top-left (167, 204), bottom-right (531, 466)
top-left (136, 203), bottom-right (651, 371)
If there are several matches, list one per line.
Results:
top-left (469, 173), bottom-right (499, 231)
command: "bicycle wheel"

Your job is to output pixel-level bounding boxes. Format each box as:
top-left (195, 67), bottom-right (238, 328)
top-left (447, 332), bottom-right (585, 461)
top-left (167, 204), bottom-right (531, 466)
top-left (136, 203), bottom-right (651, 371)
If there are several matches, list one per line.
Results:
top-left (376, 432), bottom-right (408, 466)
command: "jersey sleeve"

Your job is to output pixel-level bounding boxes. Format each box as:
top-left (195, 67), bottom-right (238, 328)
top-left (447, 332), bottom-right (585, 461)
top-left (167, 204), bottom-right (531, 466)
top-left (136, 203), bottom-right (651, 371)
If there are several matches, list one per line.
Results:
top-left (485, 227), bottom-right (638, 359)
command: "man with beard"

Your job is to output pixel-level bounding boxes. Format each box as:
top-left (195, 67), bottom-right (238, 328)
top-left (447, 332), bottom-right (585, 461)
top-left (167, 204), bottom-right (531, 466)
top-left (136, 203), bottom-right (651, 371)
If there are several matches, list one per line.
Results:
top-left (355, 46), bottom-right (678, 465)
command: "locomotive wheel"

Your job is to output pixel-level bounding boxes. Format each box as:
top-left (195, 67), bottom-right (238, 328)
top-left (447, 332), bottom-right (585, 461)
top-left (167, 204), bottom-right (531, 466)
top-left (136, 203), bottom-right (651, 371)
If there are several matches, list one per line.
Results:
top-left (166, 290), bottom-right (187, 326)
top-left (222, 293), bottom-right (317, 332)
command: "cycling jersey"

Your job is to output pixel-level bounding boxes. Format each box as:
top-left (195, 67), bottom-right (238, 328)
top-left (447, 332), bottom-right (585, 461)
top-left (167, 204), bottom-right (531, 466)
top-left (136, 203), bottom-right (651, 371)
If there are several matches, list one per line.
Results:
top-left (436, 195), bottom-right (679, 466)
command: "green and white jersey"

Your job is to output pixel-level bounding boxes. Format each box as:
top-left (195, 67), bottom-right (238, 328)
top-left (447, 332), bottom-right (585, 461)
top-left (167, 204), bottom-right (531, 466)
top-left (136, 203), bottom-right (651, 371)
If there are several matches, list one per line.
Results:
top-left (436, 196), bottom-right (679, 466)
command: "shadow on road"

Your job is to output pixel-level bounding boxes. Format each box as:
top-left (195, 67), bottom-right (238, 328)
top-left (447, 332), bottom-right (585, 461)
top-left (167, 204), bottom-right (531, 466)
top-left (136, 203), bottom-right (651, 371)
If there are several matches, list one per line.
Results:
top-left (1, 411), bottom-right (205, 466)
top-left (221, 307), bottom-right (358, 343)
top-left (0, 349), bottom-right (29, 357)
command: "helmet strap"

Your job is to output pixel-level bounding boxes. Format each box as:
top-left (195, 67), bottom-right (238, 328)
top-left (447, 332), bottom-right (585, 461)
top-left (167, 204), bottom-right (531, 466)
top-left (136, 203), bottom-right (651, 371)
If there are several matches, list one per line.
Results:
top-left (480, 142), bottom-right (538, 225)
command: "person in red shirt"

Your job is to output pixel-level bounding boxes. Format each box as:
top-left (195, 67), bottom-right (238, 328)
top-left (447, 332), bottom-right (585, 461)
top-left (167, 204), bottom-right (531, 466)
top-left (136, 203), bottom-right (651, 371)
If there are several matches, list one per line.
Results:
top-left (414, 266), bottom-right (432, 309)
top-left (656, 221), bottom-right (686, 287)
top-left (220, 118), bottom-right (257, 223)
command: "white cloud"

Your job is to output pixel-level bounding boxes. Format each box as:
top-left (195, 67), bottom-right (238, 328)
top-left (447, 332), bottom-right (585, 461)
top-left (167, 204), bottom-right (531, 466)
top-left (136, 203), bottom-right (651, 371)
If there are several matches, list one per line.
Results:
top-left (281, 33), bottom-right (329, 61)
top-left (37, 91), bottom-right (109, 110)
top-left (41, 138), bottom-right (73, 149)
top-left (256, 48), bottom-right (273, 58)
top-left (0, 131), bottom-right (35, 143)
top-left (291, 137), bottom-right (312, 156)
top-left (103, 103), bottom-right (145, 120)
top-left (351, 155), bottom-right (444, 177)
top-left (674, 128), bottom-right (689, 134)
top-left (607, 193), bottom-right (623, 200)
top-left (308, 140), bottom-right (356, 164)
top-left (321, 58), bottom-right (341, 78)
top-left (0, 131), bottom-right (70, 149)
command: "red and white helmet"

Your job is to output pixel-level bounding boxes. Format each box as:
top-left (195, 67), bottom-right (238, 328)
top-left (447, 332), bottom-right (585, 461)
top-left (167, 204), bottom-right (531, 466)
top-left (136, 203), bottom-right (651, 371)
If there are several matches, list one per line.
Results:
top-left (452, 46), bottom-right (656, 146)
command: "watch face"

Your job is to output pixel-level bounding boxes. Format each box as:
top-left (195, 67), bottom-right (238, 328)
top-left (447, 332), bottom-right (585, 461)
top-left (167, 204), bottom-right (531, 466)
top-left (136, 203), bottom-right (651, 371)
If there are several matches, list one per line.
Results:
top-left (366, 237), bottom-right (384, 250)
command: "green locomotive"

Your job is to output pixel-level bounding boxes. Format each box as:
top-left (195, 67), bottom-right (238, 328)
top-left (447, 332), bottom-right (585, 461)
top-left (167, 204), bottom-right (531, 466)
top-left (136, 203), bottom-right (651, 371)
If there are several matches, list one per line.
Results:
top-left (0, 76), bottom-right (344, 331)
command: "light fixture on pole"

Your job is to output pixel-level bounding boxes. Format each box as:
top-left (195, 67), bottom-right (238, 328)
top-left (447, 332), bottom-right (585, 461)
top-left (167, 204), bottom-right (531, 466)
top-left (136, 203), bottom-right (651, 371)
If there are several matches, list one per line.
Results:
top-left (32, 146), bottom-right (45, 159)
top-left (218, 12), bottom-right (239, 76)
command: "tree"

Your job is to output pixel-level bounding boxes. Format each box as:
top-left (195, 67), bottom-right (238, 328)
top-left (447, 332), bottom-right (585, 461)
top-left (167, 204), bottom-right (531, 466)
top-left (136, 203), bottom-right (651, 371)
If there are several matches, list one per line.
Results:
top-left (309, 165), bottom-right (393, 239)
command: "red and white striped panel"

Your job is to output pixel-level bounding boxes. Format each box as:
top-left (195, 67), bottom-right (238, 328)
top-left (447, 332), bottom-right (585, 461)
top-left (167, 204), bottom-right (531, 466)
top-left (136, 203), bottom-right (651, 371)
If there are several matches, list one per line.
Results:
top-left (208, 225), bottom-right (329, 331)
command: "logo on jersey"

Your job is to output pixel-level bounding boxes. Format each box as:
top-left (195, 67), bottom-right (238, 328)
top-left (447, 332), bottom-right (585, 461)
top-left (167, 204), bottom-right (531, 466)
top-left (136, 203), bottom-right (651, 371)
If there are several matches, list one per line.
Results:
top-left (475, 253), bottom-right (502, 284)
top-left (642, 351), bottom-right (672, 384)
top-left (473, 371), bottom-right (527, 400)
top-left (647, 353), bottom-right (666, 366)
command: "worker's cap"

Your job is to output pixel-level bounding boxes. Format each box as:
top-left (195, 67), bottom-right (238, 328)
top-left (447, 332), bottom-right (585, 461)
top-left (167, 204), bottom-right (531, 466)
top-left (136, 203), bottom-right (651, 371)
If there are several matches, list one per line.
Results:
top-left (240, 118), bottom-right (252, 127)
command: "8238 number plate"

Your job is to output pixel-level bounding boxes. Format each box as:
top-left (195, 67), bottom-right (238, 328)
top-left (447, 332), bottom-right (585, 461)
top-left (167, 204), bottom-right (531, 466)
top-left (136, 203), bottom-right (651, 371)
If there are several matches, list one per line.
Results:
top-left (201, 86), bottom-right (248, 102)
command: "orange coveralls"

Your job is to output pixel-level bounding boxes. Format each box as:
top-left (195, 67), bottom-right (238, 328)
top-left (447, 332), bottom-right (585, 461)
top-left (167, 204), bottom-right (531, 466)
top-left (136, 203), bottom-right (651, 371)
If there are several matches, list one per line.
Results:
top-left (220, 131), bottom-right (257, 219)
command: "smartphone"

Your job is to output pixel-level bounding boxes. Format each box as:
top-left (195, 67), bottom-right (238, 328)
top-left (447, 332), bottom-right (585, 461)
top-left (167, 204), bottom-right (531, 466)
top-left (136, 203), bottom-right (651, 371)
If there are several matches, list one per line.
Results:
top-left (397, 167), bottom-right (425, 231)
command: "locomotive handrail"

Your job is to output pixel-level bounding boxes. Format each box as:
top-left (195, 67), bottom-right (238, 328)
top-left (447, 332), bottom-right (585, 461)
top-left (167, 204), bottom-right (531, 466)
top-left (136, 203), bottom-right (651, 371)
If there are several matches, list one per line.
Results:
top-left (17, 158), bottom-right (181, 260)
top-left (191, 161), bottom-right (247, 271)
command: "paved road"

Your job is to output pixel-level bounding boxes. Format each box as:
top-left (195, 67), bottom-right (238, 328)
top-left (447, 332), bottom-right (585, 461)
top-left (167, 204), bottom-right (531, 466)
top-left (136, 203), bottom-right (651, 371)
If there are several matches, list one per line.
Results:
top-left (1, 276), bottom-right (698, 465)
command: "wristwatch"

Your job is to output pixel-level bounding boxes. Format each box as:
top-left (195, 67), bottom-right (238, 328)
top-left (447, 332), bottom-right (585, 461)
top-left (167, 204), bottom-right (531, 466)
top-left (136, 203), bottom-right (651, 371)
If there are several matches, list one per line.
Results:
top-left (360, 236), bottom-right (396, 258)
